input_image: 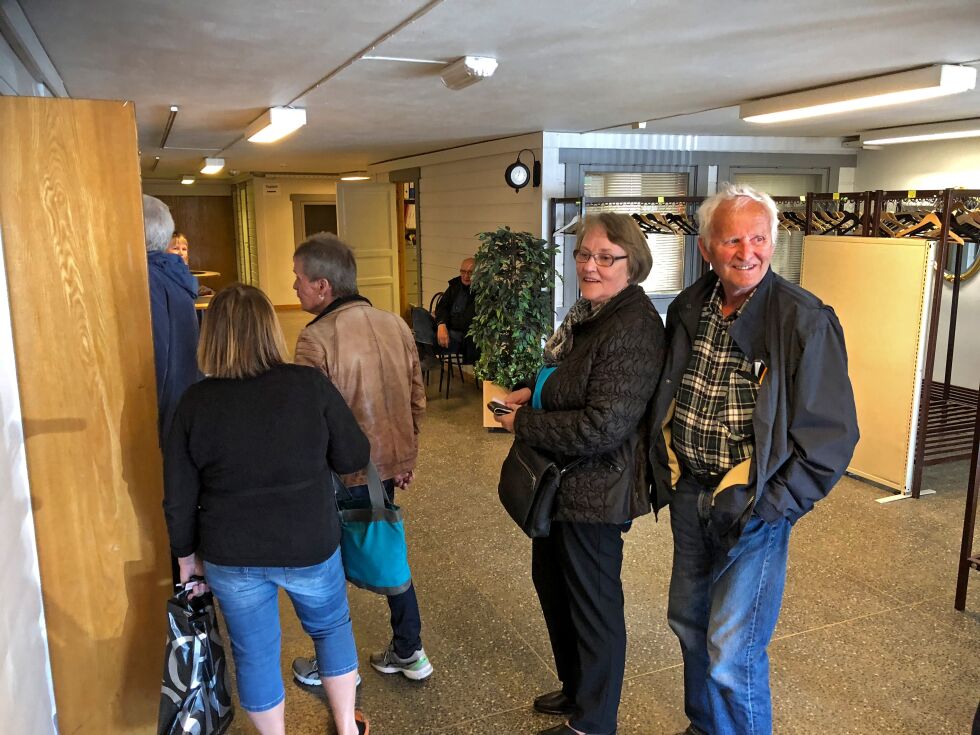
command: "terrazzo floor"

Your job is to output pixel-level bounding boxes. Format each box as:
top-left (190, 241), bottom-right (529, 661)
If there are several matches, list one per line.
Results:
top-left (223, 338), bottom-right (980, 733)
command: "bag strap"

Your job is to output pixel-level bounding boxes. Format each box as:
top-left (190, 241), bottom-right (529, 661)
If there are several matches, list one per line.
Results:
top-left (365, 462), bottom-right (388, 509)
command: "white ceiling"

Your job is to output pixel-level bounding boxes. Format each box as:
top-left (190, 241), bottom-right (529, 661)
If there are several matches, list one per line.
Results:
top-left (17, 0), bottom-right (980, 181)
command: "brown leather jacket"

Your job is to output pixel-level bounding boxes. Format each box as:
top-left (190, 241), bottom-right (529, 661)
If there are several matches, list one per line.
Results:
top-left (294, 297), bottom-right (425, 485)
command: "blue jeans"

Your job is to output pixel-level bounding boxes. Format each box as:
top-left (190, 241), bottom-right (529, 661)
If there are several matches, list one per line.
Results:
top-left (204, 548), bottom-right (357, 712)
top-left (341, 480), bottom-right (423, 658)
top-left (667, 475), bottom-right (791, 735)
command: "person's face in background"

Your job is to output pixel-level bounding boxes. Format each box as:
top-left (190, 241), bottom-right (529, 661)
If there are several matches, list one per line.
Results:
top-left (167, 234), bottom-right (189, 265)
top-left (459, 258), bottom-right (475, 287)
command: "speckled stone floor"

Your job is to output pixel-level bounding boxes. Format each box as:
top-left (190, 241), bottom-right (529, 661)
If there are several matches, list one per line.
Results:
top-left (224, 339), bottom-right (980, 733)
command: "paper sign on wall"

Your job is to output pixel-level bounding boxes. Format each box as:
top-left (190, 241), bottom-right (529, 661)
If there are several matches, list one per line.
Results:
top-left (264, 183), bottom-right (281, 196)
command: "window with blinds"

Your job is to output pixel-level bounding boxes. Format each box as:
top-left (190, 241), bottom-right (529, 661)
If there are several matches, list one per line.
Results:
top-left (584, 172), bottom-right (689, 294)
top-left (232, 180), bottom-right (259, 285)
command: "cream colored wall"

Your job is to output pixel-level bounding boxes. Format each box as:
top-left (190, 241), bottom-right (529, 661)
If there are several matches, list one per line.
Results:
top-left (855, 140), bottom-right (980, 389)
top-left (418, 148), bottom-right (543, 304)
top-left (0, 230), bottom-right (57, 734)
top-left (252, 177), bottom-right (337, 306)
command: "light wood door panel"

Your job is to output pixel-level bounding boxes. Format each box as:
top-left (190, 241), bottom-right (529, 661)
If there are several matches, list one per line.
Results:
top-left (0, 97), bottom-right (170, 733)
top-left (337, 181), bottom-right (399, 313)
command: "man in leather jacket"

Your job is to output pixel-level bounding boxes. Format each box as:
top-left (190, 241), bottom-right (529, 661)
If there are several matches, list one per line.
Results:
top-left (649, 183), bottom-right (859, 735)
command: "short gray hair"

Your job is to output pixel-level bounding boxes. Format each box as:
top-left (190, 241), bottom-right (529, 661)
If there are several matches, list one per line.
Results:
top-left (294, 232), bottom-right (359, 298)
top-left (697, 182), bottom-right (779, 244)
top-left (142, 195), bottom-right (174, 253)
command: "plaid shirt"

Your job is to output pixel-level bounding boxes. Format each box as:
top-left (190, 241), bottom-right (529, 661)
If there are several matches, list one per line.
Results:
top-left (671, 282), bottom-right (760, 480)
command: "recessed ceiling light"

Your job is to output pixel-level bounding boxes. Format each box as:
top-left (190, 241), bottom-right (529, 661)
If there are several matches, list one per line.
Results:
top-left (860, 118), bottom-right (980, 145)
top-left (245, 107), bottom-right (307, 143)
top-left (740, 65), bottom-right (977, 124)
top-left (180, 175), bottom-right (195, 185)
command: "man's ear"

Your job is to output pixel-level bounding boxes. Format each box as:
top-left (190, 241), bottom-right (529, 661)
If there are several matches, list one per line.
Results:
top-left (697, 237), bottom-right (709, 261)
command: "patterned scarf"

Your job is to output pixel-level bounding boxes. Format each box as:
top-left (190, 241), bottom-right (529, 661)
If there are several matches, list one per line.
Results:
top-left (543, 297), bottom-right (610, 365)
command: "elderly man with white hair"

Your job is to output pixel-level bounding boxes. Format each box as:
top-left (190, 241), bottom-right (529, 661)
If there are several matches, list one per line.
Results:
top-left (143, 194), bottom-right (199, 446)
top-left (649, 183), bottom-right (859, 735)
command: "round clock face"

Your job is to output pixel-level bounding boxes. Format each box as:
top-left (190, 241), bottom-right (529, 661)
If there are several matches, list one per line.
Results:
top-left (505, 162), bottom-right (530, 190)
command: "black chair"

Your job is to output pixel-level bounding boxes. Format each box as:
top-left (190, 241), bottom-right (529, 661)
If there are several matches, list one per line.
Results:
top-left (428, 292), bottom-right (466, 399)
top-left (411, 306), bottom-right (440, 387)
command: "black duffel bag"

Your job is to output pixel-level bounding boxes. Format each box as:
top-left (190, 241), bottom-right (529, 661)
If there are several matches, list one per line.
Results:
top-left (498, 440), bottom-right (582, 538)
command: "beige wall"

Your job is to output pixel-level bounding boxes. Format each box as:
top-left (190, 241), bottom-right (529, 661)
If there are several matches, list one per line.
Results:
top-left (855, 139), bottom-right (980, 389)
top-left (252, 177), bottom-right (337, 305)
top-left (419, 149), bottom-right (543, 303)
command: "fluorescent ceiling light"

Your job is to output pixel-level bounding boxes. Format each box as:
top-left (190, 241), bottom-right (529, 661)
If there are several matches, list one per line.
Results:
top-left (340, 174), bottom-right (370, 181)
top-left (740, 65), bottom-right (977, 124)
top-left (362, 55), bottom-right (445, 65)
top-left (200, 157), bottom-right (225, 175)
top-left (180, 175), bottom-right (195, 185)
top-left (245, 107), bottom-right (307, 143)
top-left (861, 118), bottom-right (980, 145)
top-left (440, 56), bottom-right (498, 90)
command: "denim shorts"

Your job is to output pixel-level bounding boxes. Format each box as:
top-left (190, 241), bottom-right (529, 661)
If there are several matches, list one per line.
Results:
top-left (204, 547), bottom-right (358, 712)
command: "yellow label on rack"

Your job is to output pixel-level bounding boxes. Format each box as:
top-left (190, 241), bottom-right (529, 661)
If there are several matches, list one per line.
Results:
top-left (657, 196), bottom-right (665, 204)
top-left (908, 190), bottom-right (916, 198)
top-left (832, 192), bottom-right (840, 200)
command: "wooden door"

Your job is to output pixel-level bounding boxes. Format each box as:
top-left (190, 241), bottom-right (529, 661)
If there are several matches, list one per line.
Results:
top-left (157, 194), bottom-right (238, 291)
top-left (337, 182), bottom-right (400, 313)
top-left (0, 96), bottom-right (170, 733)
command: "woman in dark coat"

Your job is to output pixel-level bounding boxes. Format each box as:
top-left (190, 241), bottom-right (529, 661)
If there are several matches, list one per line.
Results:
top-left (495, 213), bottom-right (666, 735)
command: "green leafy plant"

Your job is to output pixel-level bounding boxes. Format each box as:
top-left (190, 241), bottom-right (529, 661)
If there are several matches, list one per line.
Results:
top-left (469, 226), bottom-right (560, 389)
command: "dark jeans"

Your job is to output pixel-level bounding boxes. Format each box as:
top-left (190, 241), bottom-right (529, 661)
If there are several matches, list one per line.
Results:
top-left (343, 479), bottom-right (423, 658)
top-left (667, 474), bottom-right (791, 735)
top-left (532, 520), bottom-right (625, 735)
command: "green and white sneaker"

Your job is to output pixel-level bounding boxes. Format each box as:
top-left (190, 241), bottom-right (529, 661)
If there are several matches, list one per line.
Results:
top-left (369, 644), bottom-right (433, 681)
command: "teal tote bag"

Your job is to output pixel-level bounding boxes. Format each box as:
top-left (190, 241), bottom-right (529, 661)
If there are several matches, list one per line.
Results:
top-left (336, 463), bottom-right (412, 595)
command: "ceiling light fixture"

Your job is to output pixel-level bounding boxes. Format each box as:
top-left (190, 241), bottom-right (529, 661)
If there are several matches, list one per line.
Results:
top-left (740, 65), bottom-right (977, 124)
top-left (440, 56), bottom-right (498, 90)
top-left (200, 157), bottom-right (225, 175)
top-left (860, 118), bottom-right (980, 145)
top-left (180, 175), bottom-right (195, 185)
top-left (632, 121), bottom-right (648, 129)
top-left (245, 106), bottom-right (307, 143)
top-left (340, 173), bottom-right (370, 181)
top-left (159, 105), bottom-right (179, 148)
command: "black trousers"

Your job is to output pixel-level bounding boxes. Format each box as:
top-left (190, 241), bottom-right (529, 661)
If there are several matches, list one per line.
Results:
top-left (532, 520), bottom-right (626, 735)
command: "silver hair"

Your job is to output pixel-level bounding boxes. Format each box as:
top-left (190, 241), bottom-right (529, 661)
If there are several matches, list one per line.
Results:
top-left (697, 182), bottom-right (779, 244)
top-left (294, 232), bottom-right (359, 298)
top-left (142, 195), bottom-right (174, 253)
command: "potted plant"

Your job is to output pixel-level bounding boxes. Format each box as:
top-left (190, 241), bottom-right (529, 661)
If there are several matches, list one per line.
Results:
top-left (469, 226), bottom-right (560, 427)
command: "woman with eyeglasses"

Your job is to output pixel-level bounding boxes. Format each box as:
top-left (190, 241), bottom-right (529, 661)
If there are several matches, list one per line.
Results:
top-left (494, 213), bottom-right (666, 735)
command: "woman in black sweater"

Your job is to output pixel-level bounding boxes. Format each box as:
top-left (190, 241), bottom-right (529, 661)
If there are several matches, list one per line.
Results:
top-left (494, 213), bottom-right (666, 735)
top-left (164, 284), bottom-right (371, 735)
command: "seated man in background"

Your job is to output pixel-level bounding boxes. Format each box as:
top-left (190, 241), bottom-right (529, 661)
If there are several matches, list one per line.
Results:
top-left (435, 257), bottom-right (478, 364)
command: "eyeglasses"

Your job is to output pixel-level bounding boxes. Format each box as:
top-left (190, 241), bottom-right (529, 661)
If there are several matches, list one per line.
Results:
top-left (573, 249), bottom-right (628, 268)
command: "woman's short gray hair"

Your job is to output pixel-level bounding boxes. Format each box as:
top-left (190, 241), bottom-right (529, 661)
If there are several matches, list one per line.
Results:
top-left (142, 195), bottom-right (174, 253)
top-left (294, 232), bottom-right (359, 298)
top-left (697, 182), bottom-right (779, 244)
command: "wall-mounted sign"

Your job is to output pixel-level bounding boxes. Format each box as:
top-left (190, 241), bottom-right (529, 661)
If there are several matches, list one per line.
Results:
top-left (264, 183), bottom-right (281, 196)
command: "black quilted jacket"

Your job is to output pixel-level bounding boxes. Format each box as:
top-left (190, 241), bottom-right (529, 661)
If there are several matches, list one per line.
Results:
top-left (514, 285), bottom-right (666, 523)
